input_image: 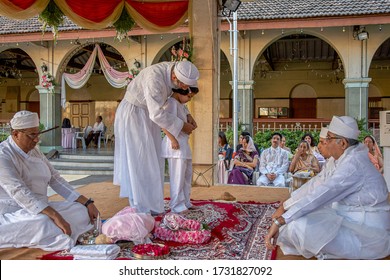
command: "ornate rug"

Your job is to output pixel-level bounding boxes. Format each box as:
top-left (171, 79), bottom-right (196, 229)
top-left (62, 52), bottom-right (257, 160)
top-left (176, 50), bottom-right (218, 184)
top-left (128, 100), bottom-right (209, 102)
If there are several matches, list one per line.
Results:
top-left (40, 200), bottom-right (279, 260)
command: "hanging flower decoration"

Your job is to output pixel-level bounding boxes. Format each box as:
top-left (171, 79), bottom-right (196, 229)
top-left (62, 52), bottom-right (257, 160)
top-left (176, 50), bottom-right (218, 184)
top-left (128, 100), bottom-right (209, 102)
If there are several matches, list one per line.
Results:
top-left (41, 63), bottom-right (56, 94)
top-left (171, 37), bottom-right (192, 62)
top-left (125, 60), bottom-right (142, 85)
top-left (38, 0), bottom-right (64, 42)
top-left (113, 10), bottom-right (136, 42)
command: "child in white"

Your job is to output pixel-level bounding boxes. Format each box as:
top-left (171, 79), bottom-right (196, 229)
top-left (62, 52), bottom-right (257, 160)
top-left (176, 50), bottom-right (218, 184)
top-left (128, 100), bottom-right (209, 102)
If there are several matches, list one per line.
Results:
top-left (161, 87), bottom-right (198, 213)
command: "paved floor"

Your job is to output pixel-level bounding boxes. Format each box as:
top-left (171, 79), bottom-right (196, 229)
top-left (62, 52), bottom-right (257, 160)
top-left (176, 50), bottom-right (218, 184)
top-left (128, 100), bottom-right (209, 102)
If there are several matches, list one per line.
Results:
top-left (48, 174), bottom-right (113, 196)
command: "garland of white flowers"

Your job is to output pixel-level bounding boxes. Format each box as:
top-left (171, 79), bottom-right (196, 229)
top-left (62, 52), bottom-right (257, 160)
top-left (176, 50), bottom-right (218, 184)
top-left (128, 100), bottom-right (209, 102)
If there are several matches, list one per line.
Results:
top-left (40, 63), bottom-right (56, 94)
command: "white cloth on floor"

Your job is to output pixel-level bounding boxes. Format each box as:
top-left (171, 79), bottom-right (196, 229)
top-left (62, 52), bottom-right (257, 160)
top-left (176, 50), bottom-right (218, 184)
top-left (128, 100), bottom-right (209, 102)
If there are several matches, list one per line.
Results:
top-left (70, 244), bottom-right (120, 260)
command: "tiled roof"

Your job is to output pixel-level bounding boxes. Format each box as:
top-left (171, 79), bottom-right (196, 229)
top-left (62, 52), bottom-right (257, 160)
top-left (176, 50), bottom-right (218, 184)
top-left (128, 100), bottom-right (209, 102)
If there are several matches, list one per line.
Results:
top-left (1, 0), bottom-right (390, 35)
top-left (237, 0), bottom-right (390, 20)
top-left (0, 16), bottom-right (82, 35)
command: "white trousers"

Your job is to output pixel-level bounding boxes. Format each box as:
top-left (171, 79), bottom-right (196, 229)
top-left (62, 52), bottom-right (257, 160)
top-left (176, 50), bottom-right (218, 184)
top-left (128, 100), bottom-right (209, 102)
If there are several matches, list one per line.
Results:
top-left (167, 158), bottom-right (193, 213)
top-left (257, 174), bottom-right (286, 187)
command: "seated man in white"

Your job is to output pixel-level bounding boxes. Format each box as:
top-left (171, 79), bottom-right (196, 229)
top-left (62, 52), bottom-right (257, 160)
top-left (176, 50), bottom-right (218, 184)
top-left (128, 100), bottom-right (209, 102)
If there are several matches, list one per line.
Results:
top-left (85, 116), bottom-right (104, 148)
top-left (257, 132), bottom-right (289, 187)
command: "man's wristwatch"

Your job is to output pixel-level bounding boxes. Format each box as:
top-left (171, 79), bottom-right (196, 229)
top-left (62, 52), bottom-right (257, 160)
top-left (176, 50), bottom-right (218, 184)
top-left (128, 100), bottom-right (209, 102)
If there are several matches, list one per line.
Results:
top-left (84, 198), bottom-right (94, 207)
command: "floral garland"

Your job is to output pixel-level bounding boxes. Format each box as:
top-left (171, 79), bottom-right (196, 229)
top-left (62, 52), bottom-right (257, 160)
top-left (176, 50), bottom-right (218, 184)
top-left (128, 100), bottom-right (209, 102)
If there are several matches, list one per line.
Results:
top-left (38, 0), bottom-right (64, 42)
top-left (40, 63), bottom-right (56, 94)
top-left (38, 2), bottom-right (136, 42)
top-left (171, 37), bottom-right (192, 62)
top-left (113, 9), bottom-right (136, 42)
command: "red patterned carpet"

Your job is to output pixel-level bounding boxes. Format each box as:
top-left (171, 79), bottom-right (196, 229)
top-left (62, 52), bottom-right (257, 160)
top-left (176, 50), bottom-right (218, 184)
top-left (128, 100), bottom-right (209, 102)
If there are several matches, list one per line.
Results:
top-left (41, 199), bottom-right (279, 260)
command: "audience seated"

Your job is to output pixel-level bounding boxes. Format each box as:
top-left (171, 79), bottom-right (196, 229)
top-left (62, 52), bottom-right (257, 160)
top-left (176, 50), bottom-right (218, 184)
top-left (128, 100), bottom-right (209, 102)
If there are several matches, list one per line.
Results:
top-left (61, 118), bottom-right (75, 149)
top-left (85, 116), bottom-right (105, 148)
top-left (228, 135), bottom-right (259, 185)
top-left (289, 140), bottom-right (320, 175)
top-left (363, 135), bottom-right (383, 174)
top-left (257, 132), bottom-right (289, 187)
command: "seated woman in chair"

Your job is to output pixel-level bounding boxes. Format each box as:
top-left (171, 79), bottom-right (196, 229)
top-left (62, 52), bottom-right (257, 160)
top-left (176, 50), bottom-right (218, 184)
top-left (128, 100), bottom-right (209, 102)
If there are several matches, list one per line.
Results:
top-left (289, 140), bottom-right (320, 176)
top-left (227, 135), bottom-right (259, 185)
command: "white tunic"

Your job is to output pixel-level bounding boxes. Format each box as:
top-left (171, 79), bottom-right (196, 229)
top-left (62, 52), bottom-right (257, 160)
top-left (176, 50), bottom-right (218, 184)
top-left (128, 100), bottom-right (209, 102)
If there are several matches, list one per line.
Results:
top-left (161, 97), bottom-right (192, 213)
top-left (0, 137), bottom-right (92, 251)
top-left (113, 62), bottom-right (184, 214)
top-left (161, 97), bottom-right (191, 159)
top-left (278, 144), bottom-right (390, 259)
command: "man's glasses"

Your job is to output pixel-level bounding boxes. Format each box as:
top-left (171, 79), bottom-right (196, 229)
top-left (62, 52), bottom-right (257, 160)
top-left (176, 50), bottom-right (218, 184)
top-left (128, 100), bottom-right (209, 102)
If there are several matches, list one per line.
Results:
top-left (326, 134), bottom-right (343, 141)
top-left (19, 130), bottom-right (41, 140)
top-left (19, 126), bottom-right (59, 140)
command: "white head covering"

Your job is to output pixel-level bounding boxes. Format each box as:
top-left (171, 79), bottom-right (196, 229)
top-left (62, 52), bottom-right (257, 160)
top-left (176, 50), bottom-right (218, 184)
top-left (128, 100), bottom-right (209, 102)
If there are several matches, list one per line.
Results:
top-left (319, 127), bottom-right (328, 139)
top-left (174, 61), bottom-right (199, 87)
top-left (243, 136), bottom-right (256, 153)
top-left (328, 116), bottom-right (360, 140)
top-left (10, 110), bottom-right (39, 129)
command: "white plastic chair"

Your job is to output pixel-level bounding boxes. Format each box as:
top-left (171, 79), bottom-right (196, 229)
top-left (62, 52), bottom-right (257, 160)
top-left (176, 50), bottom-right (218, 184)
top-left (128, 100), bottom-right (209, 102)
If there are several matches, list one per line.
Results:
top-left (97, 125), bottom-right (107, 148)
top-left (74, 128), bottom-right (87, 149)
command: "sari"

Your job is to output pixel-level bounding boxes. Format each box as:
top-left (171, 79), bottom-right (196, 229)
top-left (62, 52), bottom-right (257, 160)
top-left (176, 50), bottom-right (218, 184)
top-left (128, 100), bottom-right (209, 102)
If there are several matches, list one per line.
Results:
top-left (227, 137), bottom-right (259, 185)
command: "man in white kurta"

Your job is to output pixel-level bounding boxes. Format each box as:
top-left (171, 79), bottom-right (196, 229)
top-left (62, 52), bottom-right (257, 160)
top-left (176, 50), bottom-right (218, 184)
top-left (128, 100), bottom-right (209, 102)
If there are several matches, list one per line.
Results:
top-left (113, 61), bottom-right (199, 214)
top-left (265, 116), bottom-right (390, 259)
top-left (257, 132), bottom-right (289, 187)
top-left (0, 111), bottom-right (99, 251)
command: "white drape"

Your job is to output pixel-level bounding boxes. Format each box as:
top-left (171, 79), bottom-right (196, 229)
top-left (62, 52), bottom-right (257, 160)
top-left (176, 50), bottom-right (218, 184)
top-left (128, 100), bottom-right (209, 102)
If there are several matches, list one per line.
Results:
top-left (61, 44), bottom-right (133, 108)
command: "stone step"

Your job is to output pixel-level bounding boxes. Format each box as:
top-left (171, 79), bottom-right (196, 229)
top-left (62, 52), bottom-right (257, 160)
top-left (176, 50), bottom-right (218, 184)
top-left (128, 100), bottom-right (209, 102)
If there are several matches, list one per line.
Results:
top-left (50, 150), bottom-right (114, 176)
top-left (59, 153), bottom-right (114, 161)
top-left (56, 167), bottom-right (113, 175)
top-left (50, 159), bottom-right (113, 169)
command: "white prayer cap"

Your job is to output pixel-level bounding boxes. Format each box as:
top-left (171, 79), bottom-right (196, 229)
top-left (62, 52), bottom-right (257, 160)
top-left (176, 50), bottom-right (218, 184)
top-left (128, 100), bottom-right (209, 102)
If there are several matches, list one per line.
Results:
top-left (10, 110), bottom-right (39, 129)
top-left (319, 127), bottom-right (328, 139)
top-left (328, 116), bottom-right (360, 140)
top-left (174, 61), bottom-right (199, 87)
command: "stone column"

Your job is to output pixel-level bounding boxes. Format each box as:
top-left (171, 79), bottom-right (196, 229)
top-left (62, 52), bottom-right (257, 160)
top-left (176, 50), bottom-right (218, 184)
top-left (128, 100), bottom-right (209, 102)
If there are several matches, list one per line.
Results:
top-left (343, 78), bottom-right (371, 125)
top-left (36, 85), bottom-right (63, 153)
top-left (189, 0), bottom-right (220, 185)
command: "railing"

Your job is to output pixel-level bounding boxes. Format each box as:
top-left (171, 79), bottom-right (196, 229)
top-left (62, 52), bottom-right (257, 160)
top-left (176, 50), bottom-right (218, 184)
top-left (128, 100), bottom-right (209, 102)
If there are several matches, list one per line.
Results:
top-left (219, 118), bottom-right (380, 134)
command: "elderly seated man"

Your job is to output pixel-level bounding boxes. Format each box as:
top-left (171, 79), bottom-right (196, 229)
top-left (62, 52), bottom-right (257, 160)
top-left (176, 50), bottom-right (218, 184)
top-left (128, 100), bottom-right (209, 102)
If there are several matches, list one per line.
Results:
top-left (257, 132), bottom-right (289, 187)
top-left (0, 111), bottom-right (99, 251)
top-left (265, 116), bottom-right (390, 259)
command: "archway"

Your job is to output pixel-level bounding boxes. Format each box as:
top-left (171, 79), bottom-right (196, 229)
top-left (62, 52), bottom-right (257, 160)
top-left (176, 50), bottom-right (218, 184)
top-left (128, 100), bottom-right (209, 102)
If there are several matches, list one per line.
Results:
top-left (0, 48), bottom-right (38, 120)
top-left (253, 34), bottom-right (345, 119)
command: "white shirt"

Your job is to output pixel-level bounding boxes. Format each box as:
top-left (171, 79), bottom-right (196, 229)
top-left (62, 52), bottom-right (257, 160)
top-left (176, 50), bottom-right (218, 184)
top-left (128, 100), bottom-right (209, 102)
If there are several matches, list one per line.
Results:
top-left (124, 61), bottom-right (184, 138)
top-left (259, 146), bottom-right (289, 175)
top-left (92, 121), bottom-right (104, 133)
top-left (161, 97), bottom-right (191, 159)
top-left (0, 136), bottom-right (80, 215)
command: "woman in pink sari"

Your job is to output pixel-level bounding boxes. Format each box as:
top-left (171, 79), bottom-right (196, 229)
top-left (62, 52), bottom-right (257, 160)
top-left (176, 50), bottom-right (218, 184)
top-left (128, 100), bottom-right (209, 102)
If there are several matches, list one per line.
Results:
top-left (227, 136), bottom-right (259, 185)
top-left (363, 135), bottom-right (383, 174)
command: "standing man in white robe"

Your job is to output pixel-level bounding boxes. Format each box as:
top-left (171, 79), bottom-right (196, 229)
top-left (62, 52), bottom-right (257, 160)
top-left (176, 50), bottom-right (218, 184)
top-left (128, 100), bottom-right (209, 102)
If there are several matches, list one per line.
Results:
top-left (265, 116), bottom-right (390, 259)
top-left (0, 111), bottom-right (99, 251)
top-left (113, 61), bottom-right (199, 215)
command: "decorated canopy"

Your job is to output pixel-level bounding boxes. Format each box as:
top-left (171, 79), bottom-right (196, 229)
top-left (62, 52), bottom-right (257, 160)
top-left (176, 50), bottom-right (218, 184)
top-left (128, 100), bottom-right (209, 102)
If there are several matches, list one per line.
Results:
top-left (0, 0), bottom-right (190, 32)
